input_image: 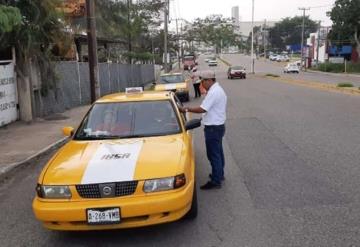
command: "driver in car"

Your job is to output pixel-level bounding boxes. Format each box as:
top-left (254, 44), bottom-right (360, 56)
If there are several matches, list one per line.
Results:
top-left (95, 110), bottom-right (131, 136)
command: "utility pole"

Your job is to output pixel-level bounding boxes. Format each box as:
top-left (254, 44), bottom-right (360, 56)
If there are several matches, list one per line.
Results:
top-left (175, 18), bottom-right (181, 69)
top-left (263, 19), bottom-right (267, 61)
top-left (251, 0), bottom-right (255, 74)
top-left (299, 7), bottom-right (310, 71)
top-left (164, 0), bottom-right (169, 72)
top-left (86, 0), bottom-right (100, 103)
top-left (316, 21), bottom-right (321, 67)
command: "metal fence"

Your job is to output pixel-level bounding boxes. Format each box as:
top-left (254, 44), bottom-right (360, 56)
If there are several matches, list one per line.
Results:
top-left (32, 62), bottom-right (155, 117)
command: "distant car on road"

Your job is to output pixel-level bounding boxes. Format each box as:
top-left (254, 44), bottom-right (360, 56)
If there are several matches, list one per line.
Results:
top-left (227, 65), bottom-right (246, 79)
top-left (204, 58), bottom-right (210, 63)
top-left (284, 63), bottom-right (300, 73)
top-left (276, 55), bottom-right (290, 62)
top-left (208, 58), bottom-right (218, 66)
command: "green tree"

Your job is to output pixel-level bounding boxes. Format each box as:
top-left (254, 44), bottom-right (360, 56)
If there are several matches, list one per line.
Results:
top-left (0, 5), bottom-right (21, 33)
top-left (189, 15), bottom-right (239, 53)
top-left (0, 0), bottom-right (69, 92)
top-left (329, 0), bottom-right (360, 56)
top-left (268, 16), bottom-right (317, 50)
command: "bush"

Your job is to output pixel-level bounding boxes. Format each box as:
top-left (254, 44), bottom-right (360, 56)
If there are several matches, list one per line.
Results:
top-left (265, 73), bottom-right (280, 77)
top-left (317, 62), bottom-right (360, 73)
top-left (337, 83), bottom-right (354, 87)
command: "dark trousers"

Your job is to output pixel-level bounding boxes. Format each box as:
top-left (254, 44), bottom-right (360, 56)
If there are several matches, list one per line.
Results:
top-left (204, 124), bottom-right (225, 185)
top-left (193, 83), bottom-right (201, 98)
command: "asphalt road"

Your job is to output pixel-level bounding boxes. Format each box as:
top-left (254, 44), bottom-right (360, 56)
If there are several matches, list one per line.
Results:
top-left (1, 55), bottom-right (360, 246)
top-left (222, 54), bottom-right (360, 87)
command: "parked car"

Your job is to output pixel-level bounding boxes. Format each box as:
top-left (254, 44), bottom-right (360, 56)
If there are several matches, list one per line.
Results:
top-left (269, 54), bottom-right (278, 61)
top-left (208, 59), bottom-right (218, 66)
top-left (227, 66), bottom-right (246, 79)
top-left (284, 63), bottom-right (300, 73)
top-left (155, 73), bottom-right (190, 102)
top-left (32, 89), bottom-right (201, 231)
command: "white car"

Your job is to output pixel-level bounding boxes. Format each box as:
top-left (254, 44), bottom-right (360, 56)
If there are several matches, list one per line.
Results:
top-left (269, 54), bottom-right (278, 61)
top-left (284, 63), bottom-right (300, 73)
top-left (208, 59), bottom-right (218, 66)
top-left (276, 55), bottom-right (290, 62)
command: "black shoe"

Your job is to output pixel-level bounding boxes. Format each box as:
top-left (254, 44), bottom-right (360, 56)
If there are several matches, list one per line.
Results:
top-left (200, 181), bottom-right (221, 190)
top-left (209, 174), bottom-right (225, 181)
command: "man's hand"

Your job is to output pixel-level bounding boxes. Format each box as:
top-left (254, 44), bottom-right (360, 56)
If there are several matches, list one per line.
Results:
top-left (179, 107), bottom-right (188, 113)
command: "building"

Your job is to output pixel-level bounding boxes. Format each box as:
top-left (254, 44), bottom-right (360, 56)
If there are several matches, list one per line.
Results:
top-left (239, 21), bottom-right (277, 38)
top-left (231, 6), bottom-right (240, 27)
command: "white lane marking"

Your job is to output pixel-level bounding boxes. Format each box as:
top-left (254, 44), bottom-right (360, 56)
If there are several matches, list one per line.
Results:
top-left (81, 142), bottom-right (143, 184)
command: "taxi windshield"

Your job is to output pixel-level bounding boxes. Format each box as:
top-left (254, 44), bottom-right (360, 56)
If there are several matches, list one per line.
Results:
top-left (74, 100), bottom-right (181, 140)
top-left (159, 75), bottom-right (185, 84)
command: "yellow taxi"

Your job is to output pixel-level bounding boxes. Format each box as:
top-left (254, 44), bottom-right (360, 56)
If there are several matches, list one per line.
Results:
top-left (32, 88), bottom-right (201, 231)
top-left (154, 73), bottom-right (190, 102)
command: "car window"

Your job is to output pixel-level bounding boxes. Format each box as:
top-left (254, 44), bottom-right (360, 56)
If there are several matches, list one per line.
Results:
top-left (159, 75), bottom-right (185, 84)
top-left (74, 101), bottom-right (181, 140)
top-left (174, 95), bottom-right (186, 123)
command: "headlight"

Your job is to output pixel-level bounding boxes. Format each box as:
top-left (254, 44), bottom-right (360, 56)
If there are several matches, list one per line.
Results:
top-left (143, 174), bottom-right (186, 193)
top-left (36, 184), bottom-right (72, 199)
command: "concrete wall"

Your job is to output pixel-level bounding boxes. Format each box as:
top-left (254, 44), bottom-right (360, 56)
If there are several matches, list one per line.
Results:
top-left (32, 62), bottom-right (155, 118)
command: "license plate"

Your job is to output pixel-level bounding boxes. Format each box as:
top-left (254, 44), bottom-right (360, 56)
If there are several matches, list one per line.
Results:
top-left (87, 207), bottom-right (120, 225)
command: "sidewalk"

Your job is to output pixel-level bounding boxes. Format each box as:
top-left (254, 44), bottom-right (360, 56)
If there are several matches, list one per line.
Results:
top-left (0, 105), bottom-right (90, 179)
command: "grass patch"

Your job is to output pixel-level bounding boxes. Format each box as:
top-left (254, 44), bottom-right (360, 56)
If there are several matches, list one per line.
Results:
top-left (337, 83), bottom-right (354, 87)
top-left (265, 73), bottom-right (280, 77)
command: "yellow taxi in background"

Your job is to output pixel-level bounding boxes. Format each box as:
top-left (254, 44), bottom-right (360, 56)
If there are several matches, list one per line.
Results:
top-left (154, 73), bottom-right (190, 102)
top-left (32, 88), bottom-right (201, 231)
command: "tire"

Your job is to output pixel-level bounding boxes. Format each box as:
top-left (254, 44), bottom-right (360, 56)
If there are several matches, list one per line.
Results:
top-left (184, 183), bottom-right (198, 219)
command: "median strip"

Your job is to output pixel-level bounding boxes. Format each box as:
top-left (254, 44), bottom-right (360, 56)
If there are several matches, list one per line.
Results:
top-left (264, 75), bottom-right (360, 96)
top-left (218, 57), bottom-right (232, 66)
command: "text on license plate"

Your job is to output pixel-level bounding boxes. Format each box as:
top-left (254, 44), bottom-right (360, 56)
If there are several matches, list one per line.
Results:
top-left (87, 207), bottom-right (120, 224)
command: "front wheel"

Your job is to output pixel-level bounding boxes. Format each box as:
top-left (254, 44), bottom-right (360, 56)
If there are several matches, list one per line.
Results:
top-left (184, 183), bottom-right (198, 219)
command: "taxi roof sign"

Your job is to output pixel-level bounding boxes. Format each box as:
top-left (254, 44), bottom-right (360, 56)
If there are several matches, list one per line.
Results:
top-left (125, 87), bottom-right (143, 94)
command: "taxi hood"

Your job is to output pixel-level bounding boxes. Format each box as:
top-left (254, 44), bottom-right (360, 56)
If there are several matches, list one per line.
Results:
top-left (42, 135), bottom-right (185, 185)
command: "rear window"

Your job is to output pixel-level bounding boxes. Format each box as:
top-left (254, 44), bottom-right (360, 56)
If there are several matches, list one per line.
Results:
top-left (231, 66), bottom-right (244, 70)
top-left (159, 75), bottom-right (185, 84)
top-left (74, 101), bottom-right (181, 140)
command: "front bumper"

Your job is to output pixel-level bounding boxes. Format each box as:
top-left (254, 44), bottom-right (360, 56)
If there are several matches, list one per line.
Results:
top-left (33, 181), bottom-right (194, 231)
top-left (230, 73), bottom-right (245, 77)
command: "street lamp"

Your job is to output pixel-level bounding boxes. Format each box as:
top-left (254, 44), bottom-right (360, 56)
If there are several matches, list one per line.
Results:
top-left (251, 0), bottom-right (255, 74)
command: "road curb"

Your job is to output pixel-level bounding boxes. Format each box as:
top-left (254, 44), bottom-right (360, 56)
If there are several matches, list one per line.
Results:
top-left (0, 137), bottom-right (68, 182)
top-left (218, 57), bottom-right (232, 67)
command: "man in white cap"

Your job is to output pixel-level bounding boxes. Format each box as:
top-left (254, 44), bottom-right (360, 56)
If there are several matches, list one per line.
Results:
top-left (179, 70), bottom-right (227, 190)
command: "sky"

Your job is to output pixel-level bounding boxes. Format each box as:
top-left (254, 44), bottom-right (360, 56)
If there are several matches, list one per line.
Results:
top-left (169, 0), bottom-right (335, 29)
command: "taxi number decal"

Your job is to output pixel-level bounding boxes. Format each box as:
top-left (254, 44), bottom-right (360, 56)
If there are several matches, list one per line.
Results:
top-left (81, 142), bottom-right (143, 184)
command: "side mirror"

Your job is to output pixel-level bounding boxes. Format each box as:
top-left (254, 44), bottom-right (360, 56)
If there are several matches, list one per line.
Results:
top-left (185, 119), bottom-right (201, 130)
top-left (63, 126), bottom-right (74, 137)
